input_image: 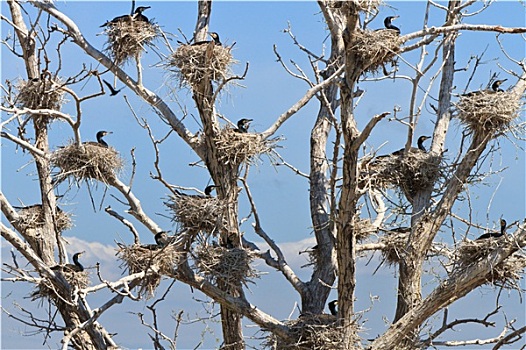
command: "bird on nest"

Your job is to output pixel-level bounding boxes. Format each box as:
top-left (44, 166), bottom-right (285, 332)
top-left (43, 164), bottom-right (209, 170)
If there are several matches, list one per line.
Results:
top-left (175, 185), bottom-right (218, 199)
top-left (52, 251), bottom-right (85, 272)
top-left (191, 32), bottom-right (222, 46)
top-left (462, 78), bottom-right (507, 97)
top-left (235, 118), bottom-right (253, 133)
top-left (383, 16), bottom-right (400, 34)
top-left (376, 135), bottom-right (431, 159)
top-left (84, 131), bottom-right (112, 148)
top-left (101, 6), bottom-right (151, 27)
top-left (476, 219), bottom-right (507, 240)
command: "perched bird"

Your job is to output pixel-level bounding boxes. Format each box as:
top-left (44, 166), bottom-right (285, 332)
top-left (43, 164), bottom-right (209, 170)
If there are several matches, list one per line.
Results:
top-left (204, 185), bottom-right (218, 197)
top-left (142, 232), bottom-right (169, 250)
top-left (235, 118), bottom-right (253, 133)
top-left (103, 79), bottom-right (123, 96)
top-left (132, 6), bottom-right (151, 22)
top-left (377, 135), bottom-right (430, 159)
top-left (328, 300), bottom-right (338, 316)
top-left (476, 219), bottom-right (507, 240)
top-left (84, 131), bottom-right (112, 148)
top-left (175, 185), bottom-right (217, 199)
top-left (52, 251), bottom-right (85, 272)
top-left (192, 32), bottom-right (222, 46)
top-left (491, 79), bottom-right (507, 92)
top-left (14, 204), bottom-right (62, 212)
top-left (383, 16), bottom-right (400, 34)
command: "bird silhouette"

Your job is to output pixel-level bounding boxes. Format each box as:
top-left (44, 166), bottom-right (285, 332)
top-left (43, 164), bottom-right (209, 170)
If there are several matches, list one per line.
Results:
top-left (103, 79), bottom-right (123, 96)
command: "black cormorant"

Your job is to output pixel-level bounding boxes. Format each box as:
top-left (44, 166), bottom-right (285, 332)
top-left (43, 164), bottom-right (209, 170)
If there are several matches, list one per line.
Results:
top-left (84, 131), bottom-right (112, 148)
top-left (132, 6), bottom-right (151, 22)
top-left (384, 16), bottom-right (400, 34)
top-left (52, 251), bottom-right (85, 272)
top-left (175, 185), bottom-right (217, 199)
top-left (491, 79), bottom-right (507, 92)
top-left (328, 300), bottom-right (338, 316)
top-left (235, 118), bottom-right (253, 133)
top-left (386, 135), bottom-right (431, 157)
top-left (204, 185), bottom-right (218, 197)
top-left (192, 32), bottom-right (222, 46)
top-left (103, 79), bottom-right (123, 96)
top-left (476, 219), bottom-right (507, 240)
top-left (141, 232), bottom-right (169, 250)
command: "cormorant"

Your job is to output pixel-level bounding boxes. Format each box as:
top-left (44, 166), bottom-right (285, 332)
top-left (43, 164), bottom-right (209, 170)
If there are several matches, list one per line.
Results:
top-left (379, 135), bottom-right (430, 158)
top-left (476, 219), bottom-right (507, 240)
top-left (328, 300), bottom-right (338, 316)
top-left (52, 251), bottom-right (85, 272)
top-left (175, 185), bottom-right (217, 199)
top-left (103, 79), bottom-right (123, 96)
top-left (384, 16), bottom-right (400, 34)
top-left (84, 131), bottom-right (112, 148)
top-left (235, 118), bottom-right (253, 133)
top-left (191, 32), bottom-right (222, 46)
top-left (491, 79), bottom-right (507, 92)
top-left (141, 232), bottom-right (169, 250)
top-left (14, 204), bottom-right (62, 212)
top-left (204, 185), bottom-right (218, 197)
top-left (132, 6), bottom-right (151, 22)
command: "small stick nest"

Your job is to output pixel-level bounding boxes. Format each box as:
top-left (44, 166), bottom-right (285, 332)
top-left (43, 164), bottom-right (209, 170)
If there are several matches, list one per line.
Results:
top-left (355, 218), bottom-right (377, 241)
top-left (15, 78), bottom-right (65, 112)
top-left (331, 0), bottom-right (382, 13)
top-left (32, 271), bottom-right (89, 301)
top-left (380, 230), bottom-right (409, 265)
top-left (359, 152), bottom-right (441, 201)
top-left (51, 143), bottom-right (124, 185)
top-left (349, 29), bottom-right (402, 73)
top-left (117, 243), bottom-right (182, 298)
top-left (267, 314), bottom-right (358, 350)
top-left (166, 43), bottom-right (234, 87)
top-left (213, 128), bottom-right (281, 166)
top-left (490, 253), bottom-right (526, 290)
top-left (455, 91), bottom-right (521, 134)
top-left (166, 195), bottom-right (227, 234)
top-left (193, 245), bottom-right (258, 289)
top-left (103, 20), bottom-right (160, 65)
top-left (14, 206), bottom-right (72, 232)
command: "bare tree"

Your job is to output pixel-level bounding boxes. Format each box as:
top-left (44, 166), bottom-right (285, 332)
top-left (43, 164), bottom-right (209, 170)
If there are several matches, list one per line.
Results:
top-left (2, 1), bottom-right (526, 349)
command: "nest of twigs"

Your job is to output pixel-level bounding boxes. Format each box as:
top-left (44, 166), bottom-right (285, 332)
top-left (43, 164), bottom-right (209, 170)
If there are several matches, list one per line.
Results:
top-left (103, 20), bottom-right (160, 65)
top-left (193, 245), bottom-right (258, 289)
top-left (360, 151), bottom-right (441, 201)
top-left (16, 78), bottom-right (65, 112)
top-left (117, 243), bottom-right (182, 298)
top-left (355, 218), bottom-right (378, 241)
top-left (166, 194), bottom-right (227, 234)
top-left (166, 43), bottom-right (234, 87)
top-left (51, 143), bottom-right (124, 185)
top-left (32, 271), bottom-right (89, 301)
top-left (14, 206), bottom-right (72, 232)
top-left (213, 128), bottom-right (281, 166)
top-left (455, 91), bottom-right (521, 134)
top-left (380, 229), bottom-right (409, 265)
top-left (329, 0), bottom-right (382, 13)
top-left (267, 314), bottom-right (358, 350)
top-left (490, 253), bottom-right (526, 290)
top-left (348, 29), bottom-right (402, 73)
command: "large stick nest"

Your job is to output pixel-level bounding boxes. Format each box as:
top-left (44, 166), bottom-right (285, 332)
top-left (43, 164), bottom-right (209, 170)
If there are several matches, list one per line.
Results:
top-left (14, 206), bottom-right (72, 232)
top-left (267, 314), bottom-right (358, 350)
top-left (166, 194), bottom-right (227, 234)
top-left (51, 143), bottom-right (124, 185)
top-left (102, 20), bottom-right (160, 65)
top-left (455, 91), bottom-right (522, 134)
top-left (193, 245), bottom-right (258, 289)
top-left (166, 43), bottom-right (234, 87)
top-left (455, 237), bottom-right (525, 290)
top-left (32, 271), bottom-right (89, 301)
top-left (213, 128), bottom-right (281, 167)
top-left (380, 229), bottom-right (409, 265)
top-left (330, 0), bottom-right (382, 13)
top-left (15, 78), bottom-right (65, 112)
top-left (359, 151), bottom-right (442, 200)
top-left (348, 29), bottom-right (402, 73)
top-left (117, 243), bottom-right (182, 298)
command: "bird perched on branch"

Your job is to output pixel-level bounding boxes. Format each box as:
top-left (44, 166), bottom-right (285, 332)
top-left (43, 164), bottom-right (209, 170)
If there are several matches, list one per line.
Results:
top-left (100, 5), bottom-right (151, 27)
top-left (103, 79), bottom-right (123, 96)
top-left (476, 219), bottom-right (507, 240)
top-left (235, 118), bottom-right (253, 133)
top-left (52, 251), bottom-right (85, 272)
top-left (383, 16), bottom-right (400, 34)
top-left (191, 32), bottom-right (222, 46)
top-left (328, 300), bottom-right (338, 316)
top-left (84, 131), bottom-right (112, 148)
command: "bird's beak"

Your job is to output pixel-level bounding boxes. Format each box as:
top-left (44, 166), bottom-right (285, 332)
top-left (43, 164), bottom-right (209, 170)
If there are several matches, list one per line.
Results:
top-left (392, 15), bottom-right (400, 20)
top-left (247, 119), bottom-right (253, 122)
top-left (107, 131), bottom-right (113, 135)
top-left (79, 251), bottom-right (86, 255)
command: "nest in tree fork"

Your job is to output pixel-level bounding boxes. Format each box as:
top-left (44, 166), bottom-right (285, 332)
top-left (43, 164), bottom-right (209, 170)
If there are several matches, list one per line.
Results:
top-left (193, 245), bottom-right (258, 289)
top-left (267, 314), bottom-right (359, 350)
top-left (166, 194), bottom-right (227, 234)
top-left (167, 43), bottom-right (234, 87)
top-left (51, 143), bottom-right (124, 185)
top-left (455, 91), bottom-right (522, 135)
top-left (103, 20), bottom-right (160, 65)
top-left (359, 151), bottom-right (441, 200)
top-left (32, 270), bottom-right (89, 301)
top-left (213, 128), bottom-right (281, 166)
top-left (380, 229), bottom-right (409, 265)
top-left (14, 206), bottom-right (72, 232)
top-left (15, 78), bottom-right (65, 112)
top-left (348, 29), bottom-right (402, 73)
top-left (117, 243), bottom-right (182, 298)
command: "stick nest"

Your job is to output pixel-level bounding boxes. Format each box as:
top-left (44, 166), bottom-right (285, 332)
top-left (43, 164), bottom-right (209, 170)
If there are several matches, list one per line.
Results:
top-left (455, 91), bottom-right (522, 134)
top-left (117, 243), bottom-right (182, 298)
top-left (360, 151), bottom-right (442, 200)
top-left (213, 128), bottom-right (281, 166)
top-left (355, 218), bottom-right (378, 241)
top-left (267, 314), bottom-right (358, 350)
top-left (330, 0), bottom-right (382, 13)
top-left (193, 245), bottom-right (258, 289)
top-left (51, 143), bottom-right (124, 185)
top-left (14, 206), bottom-right (72, 232)
top-left (166, 194), bottom-right (227, 234)
top-left (103, 20), bottom-right (160, 65)
top-left (32, 271), bottom-right (89, 301)
top-left (380, 230), bottom-right (409, 265)
top-left (15, 78), bottom-right (65, 112)
top-left (349, 29), bottom-right (402, 73)
top-left (166, 43), bottom-right (234, 87)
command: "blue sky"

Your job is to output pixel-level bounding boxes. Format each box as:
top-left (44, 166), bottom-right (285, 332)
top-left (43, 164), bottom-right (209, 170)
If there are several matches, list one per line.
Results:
top-left (1, 1), bottom-right (525, 349)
